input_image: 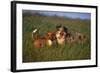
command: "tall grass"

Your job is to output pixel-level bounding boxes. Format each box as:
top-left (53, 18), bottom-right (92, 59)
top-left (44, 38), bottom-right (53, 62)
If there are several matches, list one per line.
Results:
top-left (22, 13), bottom-right (91, 63)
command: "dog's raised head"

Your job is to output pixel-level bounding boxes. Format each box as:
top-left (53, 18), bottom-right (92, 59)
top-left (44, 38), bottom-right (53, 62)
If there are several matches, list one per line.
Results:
top-left (56, 25), bottom-right (67, 39)
top-left (56, 25), bottom-right (68, 33)
top-left (46, 32), bottom-right (56, 41)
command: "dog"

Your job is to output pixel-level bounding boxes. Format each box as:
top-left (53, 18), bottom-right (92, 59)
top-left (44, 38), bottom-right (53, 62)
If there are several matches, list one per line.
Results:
top-left (55, 25), bottom-right (67, 45)
top-left (75, 32), bottom-right (87, 43)
top-left (56, 25), bottom-right (76, 44)
top-left (66, 33), bottom-right (76, 43)
top-left (32, 29), bottom-right (55, 48)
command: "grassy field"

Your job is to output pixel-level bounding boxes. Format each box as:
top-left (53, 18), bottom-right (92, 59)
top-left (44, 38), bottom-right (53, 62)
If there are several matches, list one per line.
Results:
top-left (22, 12), bottom-right (91, 63)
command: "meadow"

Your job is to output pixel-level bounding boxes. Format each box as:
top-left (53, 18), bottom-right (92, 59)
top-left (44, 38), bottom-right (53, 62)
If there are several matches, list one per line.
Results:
top-left (22, 12), bottom-right (91, 63)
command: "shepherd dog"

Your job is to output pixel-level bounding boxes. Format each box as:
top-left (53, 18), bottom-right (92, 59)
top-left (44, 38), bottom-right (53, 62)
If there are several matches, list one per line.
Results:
top-left (55, 25), bottom-right (67, 45)
top-left (32, 29), bottom-right (55, 48)
top-left (55, 25), bottom-right (76, 44)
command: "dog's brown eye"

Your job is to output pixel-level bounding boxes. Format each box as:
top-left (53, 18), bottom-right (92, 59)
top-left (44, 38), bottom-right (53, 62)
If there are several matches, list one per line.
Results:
top-left (60, 32), bottom-right (63, 35)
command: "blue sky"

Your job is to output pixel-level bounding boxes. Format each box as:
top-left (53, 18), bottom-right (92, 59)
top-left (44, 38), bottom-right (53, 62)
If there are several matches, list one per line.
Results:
top-left (23, 10), bottom-right (91, 19)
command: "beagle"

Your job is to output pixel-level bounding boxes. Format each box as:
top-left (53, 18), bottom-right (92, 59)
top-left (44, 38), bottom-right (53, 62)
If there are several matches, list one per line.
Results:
top-left (32, 29), bottom-right (55, 48)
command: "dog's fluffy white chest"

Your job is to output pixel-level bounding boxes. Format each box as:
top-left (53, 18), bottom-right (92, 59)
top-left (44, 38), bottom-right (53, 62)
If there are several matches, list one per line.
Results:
top-left (48, 40), bottom-right (52, 46)
top-left (56, 32), bottom-right (65, 45)
top-left (57, 38), bottom-right (65, 45)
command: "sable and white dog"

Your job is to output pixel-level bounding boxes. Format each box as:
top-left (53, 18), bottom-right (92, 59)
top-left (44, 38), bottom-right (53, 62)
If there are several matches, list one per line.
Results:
top-left (55, 25), bottom-right (67, 45)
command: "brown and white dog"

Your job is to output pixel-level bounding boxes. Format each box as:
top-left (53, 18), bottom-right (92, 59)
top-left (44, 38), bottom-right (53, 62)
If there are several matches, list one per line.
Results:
top-left (32, 29), bottom-right (55, 48)
top-left (55, 25), bottom-right (76, 44)
top-left (55, 25), bottom-right (87, 45)
top-left (55, 25), bottom-right (67, 45)
top-left (66, 33), bottom-right (76, 43)
top-left (75, 32), bottom-right (87, 43)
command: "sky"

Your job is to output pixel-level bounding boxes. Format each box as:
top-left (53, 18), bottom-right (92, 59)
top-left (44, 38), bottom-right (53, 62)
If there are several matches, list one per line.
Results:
top-left (23, 10), bottom-right (91, 20)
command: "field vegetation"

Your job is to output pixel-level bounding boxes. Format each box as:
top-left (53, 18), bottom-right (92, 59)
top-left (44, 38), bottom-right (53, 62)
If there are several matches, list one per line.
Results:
top-left (22, 12), bottom-right (91, 62)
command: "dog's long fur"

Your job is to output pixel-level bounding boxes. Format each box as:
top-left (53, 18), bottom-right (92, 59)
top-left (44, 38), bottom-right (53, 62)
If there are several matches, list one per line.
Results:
top-left (55, 25), bottom-right (67, 45)
top-left (32, 29), bottom-right (55, 48)
top-left (55, 25), bottom-right (77, 44)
